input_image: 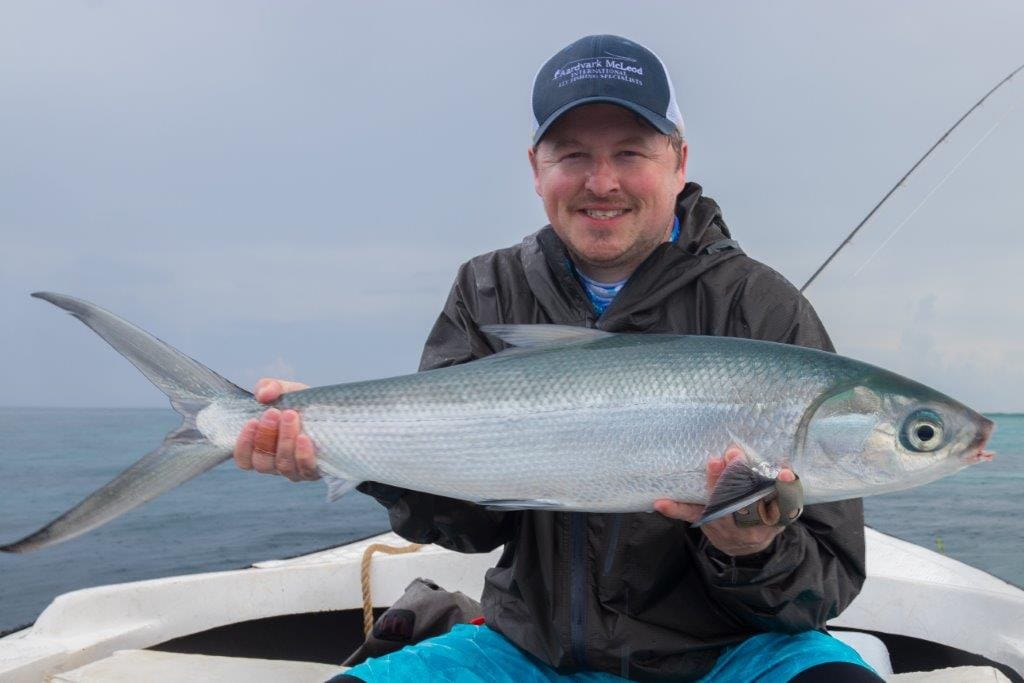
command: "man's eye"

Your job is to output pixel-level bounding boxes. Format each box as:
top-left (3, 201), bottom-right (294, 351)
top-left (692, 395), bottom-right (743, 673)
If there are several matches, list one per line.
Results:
top-left (561, 152), bottom-right (587, 161)
top-left (618, 150), bottom-right (643, 158)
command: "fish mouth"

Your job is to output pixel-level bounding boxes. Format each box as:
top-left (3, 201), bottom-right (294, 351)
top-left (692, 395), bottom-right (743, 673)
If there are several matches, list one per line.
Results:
top-left (964, 417), bottom-right (995, 463)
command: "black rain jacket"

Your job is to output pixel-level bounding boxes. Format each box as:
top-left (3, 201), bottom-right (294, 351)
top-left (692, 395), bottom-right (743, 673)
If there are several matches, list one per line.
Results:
top-left (358, 183), bottom-right (866, 681)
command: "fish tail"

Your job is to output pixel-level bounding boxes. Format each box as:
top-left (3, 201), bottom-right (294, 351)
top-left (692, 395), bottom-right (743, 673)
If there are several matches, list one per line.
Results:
top-left (1, 292), bottom-right (253, 553)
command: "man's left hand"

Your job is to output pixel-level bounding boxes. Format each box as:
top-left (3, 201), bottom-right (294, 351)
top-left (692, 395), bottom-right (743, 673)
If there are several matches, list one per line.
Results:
top-left (654, 448), bottom-right (795, 557)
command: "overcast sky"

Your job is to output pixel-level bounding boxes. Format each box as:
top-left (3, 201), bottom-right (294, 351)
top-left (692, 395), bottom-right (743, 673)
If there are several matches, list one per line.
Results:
top-left (2, 1), bottom-right (1022, 412)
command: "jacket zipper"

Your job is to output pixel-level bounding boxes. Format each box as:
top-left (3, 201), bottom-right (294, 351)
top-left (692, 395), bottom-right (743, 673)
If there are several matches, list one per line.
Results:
top-left (569, 511), bottom-right (588, 669)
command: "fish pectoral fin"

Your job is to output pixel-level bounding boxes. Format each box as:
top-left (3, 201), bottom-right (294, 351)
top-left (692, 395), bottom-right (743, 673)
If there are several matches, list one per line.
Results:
top-left (479, 498), bottom-right (566, 511)
top-left (479, 324), bottom-right (613, 349)
top-left (693, 459), bottom-right (777, 528)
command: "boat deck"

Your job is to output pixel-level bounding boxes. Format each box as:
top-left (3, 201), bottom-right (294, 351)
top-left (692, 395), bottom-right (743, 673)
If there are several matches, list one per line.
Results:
top-left (2, 528), bottom-right (1020, 682)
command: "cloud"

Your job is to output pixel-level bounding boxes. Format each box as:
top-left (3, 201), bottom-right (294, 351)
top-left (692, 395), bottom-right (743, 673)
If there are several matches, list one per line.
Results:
top-left (831, 291), bottom-right (1024, 412)
top-left (2, 241), bottom-right (464, 323)
top-left (3, 1), bottom-right (1023, 409)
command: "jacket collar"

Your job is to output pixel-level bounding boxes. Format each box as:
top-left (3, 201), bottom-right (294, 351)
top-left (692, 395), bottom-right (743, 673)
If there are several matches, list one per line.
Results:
top-left (519, 183), bottom-right (744, 330)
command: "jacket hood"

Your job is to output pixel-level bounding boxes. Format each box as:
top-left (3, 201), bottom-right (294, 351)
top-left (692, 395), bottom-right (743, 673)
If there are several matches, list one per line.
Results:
top-left (674, 182), bottom-right (732, 254)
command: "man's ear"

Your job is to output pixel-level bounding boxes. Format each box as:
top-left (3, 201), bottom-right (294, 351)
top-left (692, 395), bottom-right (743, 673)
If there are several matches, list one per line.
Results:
top-left (677, 140), bottom-right (689, 191)
top-left (528, 146), bottom-right (542, 197)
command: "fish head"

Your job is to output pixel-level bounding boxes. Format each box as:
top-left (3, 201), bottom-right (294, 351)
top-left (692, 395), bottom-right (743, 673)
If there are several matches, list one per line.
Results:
top-left (800, 373), bottom-right (994, 500)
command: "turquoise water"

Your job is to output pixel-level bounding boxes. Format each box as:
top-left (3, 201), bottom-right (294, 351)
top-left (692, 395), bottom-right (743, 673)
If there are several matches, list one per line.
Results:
top-left (0, 408), bottom-right (1021, 633)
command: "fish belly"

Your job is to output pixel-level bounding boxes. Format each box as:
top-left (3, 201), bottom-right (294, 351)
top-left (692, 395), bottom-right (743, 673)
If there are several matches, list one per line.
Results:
top-left (304, 399), bottom-right (802, 512)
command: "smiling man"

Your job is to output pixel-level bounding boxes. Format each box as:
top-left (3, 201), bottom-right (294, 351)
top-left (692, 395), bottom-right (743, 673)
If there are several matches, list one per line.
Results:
top-left (531, 103), bottom-right (686, 284)
top-left (235, 35), bottom-right (879, 682)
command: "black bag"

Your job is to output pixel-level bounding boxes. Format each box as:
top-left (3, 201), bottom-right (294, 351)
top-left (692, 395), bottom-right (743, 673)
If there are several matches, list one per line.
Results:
top-left (343, 577), bottom-right (483, 666)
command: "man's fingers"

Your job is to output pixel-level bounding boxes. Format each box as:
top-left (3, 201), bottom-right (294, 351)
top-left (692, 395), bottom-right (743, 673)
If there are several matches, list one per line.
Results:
top-left (253, 409), bottom-right (281, 452)
top-left (724, 447), bottom-right (744, 462)
top-left (759, 497), bottom-right (782, 526)
top-left (275, 410), bottom-right (300, 479)
top-left (252, 409), bottom-right (281, 474)
top-left (705, 456), bottom-right (725, 491)
top-left (295, 434), bottom-right (321, 480)
top-left (733, 469), bottom-right (803, 528)
top-left (705, 447), bottom-right (745, 491)
top-left (654, 499), bottom-right (702, 524)
top-left (732, 501), bottom-right (762, 527)
top-left (240, 390), bottom-right (317, 482)
top-left (233, 419), bottom-right (259, 470)
top-left (774, 471), bottom-right (804, 525)
top-left (255, 379), bottom-right (284, 404)
top-left (254, 378), bottom-right (310, 404)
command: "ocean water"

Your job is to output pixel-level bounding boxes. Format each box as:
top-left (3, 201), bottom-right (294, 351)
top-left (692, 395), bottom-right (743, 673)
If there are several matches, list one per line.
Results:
top-left (0, 408), bottom-right (1021, 634)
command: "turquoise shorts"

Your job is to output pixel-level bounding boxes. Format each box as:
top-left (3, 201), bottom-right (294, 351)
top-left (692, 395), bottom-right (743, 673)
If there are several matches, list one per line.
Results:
top-left (341, 623), bottom-right (875, 682)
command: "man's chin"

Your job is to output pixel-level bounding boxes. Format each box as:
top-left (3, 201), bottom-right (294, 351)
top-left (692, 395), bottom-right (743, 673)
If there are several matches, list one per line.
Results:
top-left (554, 226), bottom-right (637, 269)
top-left (569, 245), bottom-right (632, 271)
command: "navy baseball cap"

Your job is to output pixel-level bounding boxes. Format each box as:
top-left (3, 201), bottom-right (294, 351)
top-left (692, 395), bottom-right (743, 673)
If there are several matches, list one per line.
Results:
top-left (531, 34), bottom-right (684, 145)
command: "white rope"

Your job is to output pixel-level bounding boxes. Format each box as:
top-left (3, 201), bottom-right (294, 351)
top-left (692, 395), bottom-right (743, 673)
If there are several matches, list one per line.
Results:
top-left (360, 541), bottom-right (425, 637)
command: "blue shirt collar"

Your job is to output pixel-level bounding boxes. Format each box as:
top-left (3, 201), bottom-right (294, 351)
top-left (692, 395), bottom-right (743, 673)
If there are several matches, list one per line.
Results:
top-left (566, 214), bottom-right (681, 315)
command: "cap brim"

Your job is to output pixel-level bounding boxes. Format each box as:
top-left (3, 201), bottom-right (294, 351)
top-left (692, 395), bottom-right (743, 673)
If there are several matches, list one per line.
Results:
top-left (532, 97), bottom-right (678, 145)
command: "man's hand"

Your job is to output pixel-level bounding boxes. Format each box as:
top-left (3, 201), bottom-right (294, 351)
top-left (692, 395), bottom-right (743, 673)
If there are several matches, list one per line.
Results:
top-left (233, 378), bottom-right (320, 482)
top-left (654, 448), bottom-right (795, 557)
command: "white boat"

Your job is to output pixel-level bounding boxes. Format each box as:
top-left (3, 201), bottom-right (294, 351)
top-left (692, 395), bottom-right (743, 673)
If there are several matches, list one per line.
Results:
top-left (0, 526), bottom-right (1020, 682)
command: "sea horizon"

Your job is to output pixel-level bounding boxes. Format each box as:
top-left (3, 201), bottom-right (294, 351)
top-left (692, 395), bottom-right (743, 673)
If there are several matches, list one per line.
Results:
top-left (1, 407), bottom-right (1021, 634)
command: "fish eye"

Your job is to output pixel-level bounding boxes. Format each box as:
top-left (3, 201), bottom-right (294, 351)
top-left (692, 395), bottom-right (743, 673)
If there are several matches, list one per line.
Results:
top-left (901, 409), bottom-right (945, 452)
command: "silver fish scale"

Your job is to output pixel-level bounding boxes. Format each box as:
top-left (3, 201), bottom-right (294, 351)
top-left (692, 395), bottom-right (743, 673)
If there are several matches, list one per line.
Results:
top-left (209, 335), bottom-right (865, 511)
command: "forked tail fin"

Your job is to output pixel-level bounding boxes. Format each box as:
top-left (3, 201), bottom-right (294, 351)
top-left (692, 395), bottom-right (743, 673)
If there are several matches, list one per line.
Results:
top-left (1, 292), bottom-right (252, 553)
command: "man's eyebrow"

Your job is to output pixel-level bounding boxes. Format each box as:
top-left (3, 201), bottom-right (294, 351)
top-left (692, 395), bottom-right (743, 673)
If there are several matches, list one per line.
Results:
top-left (546, 138), bottom-right (583, 151)
top-left (544, 135), bottom-right (655, 151)
top-left (544, 135), bottom-right (655, 152)
top-left (616, 135), bottom-right (655, 147)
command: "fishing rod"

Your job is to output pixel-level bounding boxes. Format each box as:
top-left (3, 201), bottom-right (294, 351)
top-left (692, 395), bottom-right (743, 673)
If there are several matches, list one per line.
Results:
top-left (800, 62), bottom-right (1024, 293)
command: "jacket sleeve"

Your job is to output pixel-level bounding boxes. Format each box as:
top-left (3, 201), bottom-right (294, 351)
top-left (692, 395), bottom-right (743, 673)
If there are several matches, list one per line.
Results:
top-left (356, 262), bottom-right (518, 554)
top-left (694, 264), bottom-right (867, 632)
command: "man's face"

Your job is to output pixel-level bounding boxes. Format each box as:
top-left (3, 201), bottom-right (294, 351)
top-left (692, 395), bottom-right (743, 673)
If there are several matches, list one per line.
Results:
top-left (529, 103), bottom-right (687, 279)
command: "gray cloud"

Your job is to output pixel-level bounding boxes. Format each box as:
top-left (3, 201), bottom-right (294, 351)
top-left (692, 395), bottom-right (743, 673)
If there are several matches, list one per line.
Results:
top-left (3, 1), bottom-right (1023, 411)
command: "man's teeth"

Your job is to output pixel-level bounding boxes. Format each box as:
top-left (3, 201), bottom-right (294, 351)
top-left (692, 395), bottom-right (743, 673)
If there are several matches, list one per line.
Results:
top-left (584, 209), bottom-right (627, 219)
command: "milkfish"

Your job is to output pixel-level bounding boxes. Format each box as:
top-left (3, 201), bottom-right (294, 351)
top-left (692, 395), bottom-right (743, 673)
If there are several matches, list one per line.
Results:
top-left (1, 292), bottom-right (995, 553)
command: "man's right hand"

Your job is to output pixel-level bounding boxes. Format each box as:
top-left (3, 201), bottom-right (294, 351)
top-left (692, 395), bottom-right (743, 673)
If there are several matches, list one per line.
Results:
top-left (233, 378), bottom-right (321, 482)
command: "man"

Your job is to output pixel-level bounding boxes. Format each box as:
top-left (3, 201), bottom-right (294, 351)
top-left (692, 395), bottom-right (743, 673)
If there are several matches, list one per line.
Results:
top-left (234, 35), bottom-right (879, 682)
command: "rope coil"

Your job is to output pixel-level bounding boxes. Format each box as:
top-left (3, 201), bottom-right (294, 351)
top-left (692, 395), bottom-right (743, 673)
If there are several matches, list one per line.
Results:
top-left (359, 541), bottom-right (425, 636)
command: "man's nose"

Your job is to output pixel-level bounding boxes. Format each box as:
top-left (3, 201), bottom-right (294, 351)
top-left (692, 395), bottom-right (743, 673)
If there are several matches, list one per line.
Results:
top-left (584, 157), bottom-right (620, 196)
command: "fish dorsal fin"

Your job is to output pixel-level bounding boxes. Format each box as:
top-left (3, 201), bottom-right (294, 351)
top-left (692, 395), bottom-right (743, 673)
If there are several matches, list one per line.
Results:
top-left (480, 324), bottom-right (613, 349)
